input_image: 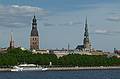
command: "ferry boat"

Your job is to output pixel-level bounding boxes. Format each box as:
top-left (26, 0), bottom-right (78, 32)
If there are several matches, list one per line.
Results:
top-left (11, 64), bottom-right (48, 71)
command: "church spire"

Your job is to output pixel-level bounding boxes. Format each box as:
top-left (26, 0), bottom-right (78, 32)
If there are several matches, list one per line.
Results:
top-left (9, 32), bottom-right (14, 49)
top-left (85, 16), bottom-right (87, 25)
top-left (83, 17), bottom-right (91, 51)
top-left (84, 17), bottom-right (89, 38)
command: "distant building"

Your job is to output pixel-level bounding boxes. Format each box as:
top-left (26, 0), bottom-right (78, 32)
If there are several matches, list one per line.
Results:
top-left (30, 17), bottom-right (106, 57)
top-left (0, 48), bottom-right (7, 53)
top-left (9, 32), bottom-right (14, 49)
top-left (76, 17), bottom-right (91, 51)
top-left (30, 15), bottom-right (39, 50)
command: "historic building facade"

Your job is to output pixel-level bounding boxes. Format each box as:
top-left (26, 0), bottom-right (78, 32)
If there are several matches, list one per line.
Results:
top-left (30, 15), bottom-right (39, 50)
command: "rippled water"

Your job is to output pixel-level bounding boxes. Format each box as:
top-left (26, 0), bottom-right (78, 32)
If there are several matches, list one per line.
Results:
top-left (0, 69), bottom-right (120, 79)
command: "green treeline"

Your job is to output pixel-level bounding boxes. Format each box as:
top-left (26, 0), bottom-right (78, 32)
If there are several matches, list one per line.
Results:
top-left (59, 54), bottom-right (120, 67)
top-left (0, 48), bottom-right (120, 67)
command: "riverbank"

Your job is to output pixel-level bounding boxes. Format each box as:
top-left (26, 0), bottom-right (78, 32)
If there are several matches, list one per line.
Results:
top-left (0, 68), bottom-right (11, 71)
top-left (1, 66), bottom-right (120, 71)
top-left (47, 66), bottom-right (120, 71)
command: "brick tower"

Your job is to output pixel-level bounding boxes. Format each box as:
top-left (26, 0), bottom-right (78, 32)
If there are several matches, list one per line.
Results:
top-left (30, 15), bottom-right (39, 50)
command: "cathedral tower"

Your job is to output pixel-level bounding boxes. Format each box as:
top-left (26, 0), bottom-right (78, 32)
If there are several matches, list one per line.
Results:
top-left (30, 15), bottom-right (39, 50)
top-left (83, 17), bottom-right (91, 51)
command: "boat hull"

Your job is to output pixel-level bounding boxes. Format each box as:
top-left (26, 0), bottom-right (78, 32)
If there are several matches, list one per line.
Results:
top-left (11, 65), bottom-right (48, 72)
top-left (11, 68), bottom-right (47, 71)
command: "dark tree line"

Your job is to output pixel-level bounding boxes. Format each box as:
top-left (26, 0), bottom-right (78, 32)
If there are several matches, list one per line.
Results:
top-left (0, 48), bottom-right (120, 67)
top-left (58, 54), bottom-right (120, 67)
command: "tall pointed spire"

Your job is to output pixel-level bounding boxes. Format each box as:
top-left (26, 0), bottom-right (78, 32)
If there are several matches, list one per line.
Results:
top-left (83, 17), bottom-right (91, 51)
top-left (84, 17), bottom-right (89, 38)
top-left (85, 16), bottom-right (87, 25)
top-left (67, 43), bottom-right (70, 52)
top-left (9, 32), bottom-right (14, 49)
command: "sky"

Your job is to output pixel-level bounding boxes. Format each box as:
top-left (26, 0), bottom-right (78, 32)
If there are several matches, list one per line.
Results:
top-left (0, 0), bottom-right (120, 52)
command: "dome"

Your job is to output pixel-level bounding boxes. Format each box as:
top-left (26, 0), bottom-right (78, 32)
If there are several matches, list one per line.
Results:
top-left (31, 15), bottom-right (39, 36)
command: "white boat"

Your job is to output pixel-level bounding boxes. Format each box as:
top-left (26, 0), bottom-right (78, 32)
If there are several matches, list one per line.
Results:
top-left (11, 64), bottom-right (48, 71)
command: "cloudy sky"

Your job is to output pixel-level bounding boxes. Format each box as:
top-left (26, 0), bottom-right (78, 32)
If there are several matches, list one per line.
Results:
top-left (0, 0), bottom-right (120, 52)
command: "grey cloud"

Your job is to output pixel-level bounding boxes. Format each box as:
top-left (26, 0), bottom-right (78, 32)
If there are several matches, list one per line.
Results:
top-left (43, 21), bottom-right (81, 27)
top-left (43, 23), bottom-right (56, 27)
top-left (0, 22), bottom-right (27, 28)
top-left (0, 5), bottom-right (48, 28)
top-left (0, 5), bottom-right (48, 16)
top-left (91, 29), bottom-right (120, 36)
top-left (91, 30), bottom-right (112, 35)
top-left (59, 21), bottom-right (81, 26)
top-left (106, 16), bottom-right (120, 22)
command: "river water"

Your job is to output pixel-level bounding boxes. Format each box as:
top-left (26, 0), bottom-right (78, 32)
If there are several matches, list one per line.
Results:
top-left (0, 69), bottom-right (120, 79)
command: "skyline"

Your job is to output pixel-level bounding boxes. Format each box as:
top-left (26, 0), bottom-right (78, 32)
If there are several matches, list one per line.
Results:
top-left (0, 0), bottom-right (120, 51)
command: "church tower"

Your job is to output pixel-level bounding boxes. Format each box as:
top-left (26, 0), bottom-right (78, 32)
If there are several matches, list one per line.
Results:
top-left (30, 15), bottom-right (39, 50)
top-left (83, 17), bottom-right (91, 51)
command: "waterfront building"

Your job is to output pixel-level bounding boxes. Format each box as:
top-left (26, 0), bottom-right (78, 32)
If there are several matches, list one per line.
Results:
top-left (30, 15), bottom-right (39, 50)
top-left (76, 17), bottom-right (91, 52)
top-left (29, 17), bottom-right (107, 56)
top-left (32, 49), bottom-right (49, 54)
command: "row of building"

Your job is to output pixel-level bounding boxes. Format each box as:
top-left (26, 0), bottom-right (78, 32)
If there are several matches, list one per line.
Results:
top-left (29, 16), bottom-right (109, 57)
top-left (0, 15), bottom-right (113, 57)
top-left (30, 16), bottom-right (92, 51)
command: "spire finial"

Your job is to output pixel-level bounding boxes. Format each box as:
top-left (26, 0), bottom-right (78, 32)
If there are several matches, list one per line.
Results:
top-left (85, 16), bottom-right (88, 32)
top-left (34, 12), bottom-right (35, 17)
top-left (85, 16), bottom-right (87, 25)
top-left (10, 32), bottom-right (13, 42)
top-left (32, 14), bottom-right (37, 26)
top-left (34, 14), bottom-right (35, 18)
